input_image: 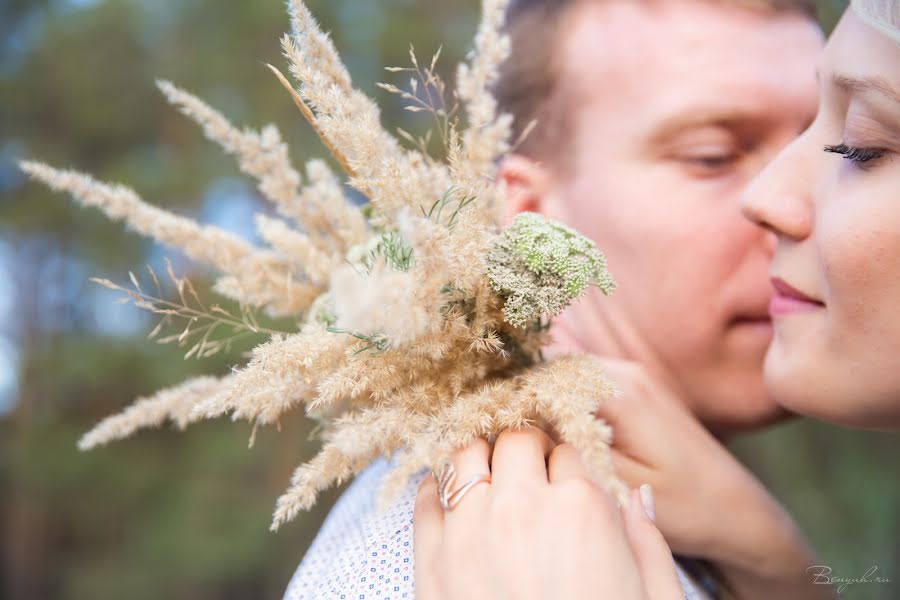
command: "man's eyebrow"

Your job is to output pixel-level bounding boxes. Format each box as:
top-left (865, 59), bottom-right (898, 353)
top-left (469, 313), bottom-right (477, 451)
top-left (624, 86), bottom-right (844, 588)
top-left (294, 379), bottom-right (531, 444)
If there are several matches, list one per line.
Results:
top-left (648, 110), bottom-right (765, 142)
top-left (833, 73), bottom-right (900, 103)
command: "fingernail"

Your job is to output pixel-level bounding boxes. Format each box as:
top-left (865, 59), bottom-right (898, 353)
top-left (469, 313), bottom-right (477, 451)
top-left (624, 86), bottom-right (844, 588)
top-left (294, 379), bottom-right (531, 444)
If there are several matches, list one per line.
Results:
top-left (639, 483), bottom-right (656, 522)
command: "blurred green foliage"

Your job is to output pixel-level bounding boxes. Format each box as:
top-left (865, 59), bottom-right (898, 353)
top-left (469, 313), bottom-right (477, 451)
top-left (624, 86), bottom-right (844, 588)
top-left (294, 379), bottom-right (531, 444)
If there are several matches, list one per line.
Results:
top-left (1, 1), bottom-right (896, 599)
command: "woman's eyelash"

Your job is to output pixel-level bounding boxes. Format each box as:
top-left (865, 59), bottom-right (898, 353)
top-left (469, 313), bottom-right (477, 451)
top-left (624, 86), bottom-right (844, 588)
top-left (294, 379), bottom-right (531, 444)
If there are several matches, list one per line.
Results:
top-left (824, 143), bottom-right (887, 164)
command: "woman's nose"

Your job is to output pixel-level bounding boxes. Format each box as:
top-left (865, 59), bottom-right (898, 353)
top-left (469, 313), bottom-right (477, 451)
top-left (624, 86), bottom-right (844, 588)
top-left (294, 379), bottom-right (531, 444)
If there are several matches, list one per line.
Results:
top-left (740, 135), bottom-right (814, 242)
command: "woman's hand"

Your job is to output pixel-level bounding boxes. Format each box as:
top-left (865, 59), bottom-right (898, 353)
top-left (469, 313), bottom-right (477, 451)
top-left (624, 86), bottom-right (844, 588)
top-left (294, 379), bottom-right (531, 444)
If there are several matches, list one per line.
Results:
top-left (413, 428), bottom-right (684, 600)
top-left (594, 358), bottom-right (828, 599)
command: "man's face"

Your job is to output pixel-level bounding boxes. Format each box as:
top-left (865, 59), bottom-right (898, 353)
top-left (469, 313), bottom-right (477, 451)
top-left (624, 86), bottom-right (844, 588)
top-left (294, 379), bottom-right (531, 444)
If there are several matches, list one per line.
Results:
top-left (541, 1), bottom-right (824, 433)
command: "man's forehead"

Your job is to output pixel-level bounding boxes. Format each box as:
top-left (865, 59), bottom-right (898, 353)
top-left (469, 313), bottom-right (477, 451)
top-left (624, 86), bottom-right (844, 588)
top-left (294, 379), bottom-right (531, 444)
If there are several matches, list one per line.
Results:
top-left (557, 0), bottom-right (823, 107)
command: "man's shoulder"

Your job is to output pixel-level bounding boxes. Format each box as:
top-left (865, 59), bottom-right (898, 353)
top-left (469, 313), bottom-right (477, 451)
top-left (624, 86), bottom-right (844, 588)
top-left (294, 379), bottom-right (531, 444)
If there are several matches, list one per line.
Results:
top-left (283, 459), bottom-right (424, 600)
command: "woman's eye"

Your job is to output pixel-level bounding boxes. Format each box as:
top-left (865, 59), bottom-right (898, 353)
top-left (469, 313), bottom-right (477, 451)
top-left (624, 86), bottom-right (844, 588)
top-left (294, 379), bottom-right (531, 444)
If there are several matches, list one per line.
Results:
top-left (824, 143), bottom-right (888, 166)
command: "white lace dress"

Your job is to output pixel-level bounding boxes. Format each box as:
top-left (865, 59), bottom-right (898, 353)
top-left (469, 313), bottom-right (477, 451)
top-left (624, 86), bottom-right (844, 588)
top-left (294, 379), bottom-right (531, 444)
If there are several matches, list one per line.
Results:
top-left (284, 459), bottom-right (712, 600)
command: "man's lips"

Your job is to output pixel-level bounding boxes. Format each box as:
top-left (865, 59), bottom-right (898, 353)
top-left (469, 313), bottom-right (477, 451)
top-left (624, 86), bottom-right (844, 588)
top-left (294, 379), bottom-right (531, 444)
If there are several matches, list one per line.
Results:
top-left (770, 277), bottom-right (824, 316)
top-left (729, 290), bottom-right (773, 327)
top-left (730, 304), bottom-right (772, 328)
top-left (733, 315), bottom-right (771, 325)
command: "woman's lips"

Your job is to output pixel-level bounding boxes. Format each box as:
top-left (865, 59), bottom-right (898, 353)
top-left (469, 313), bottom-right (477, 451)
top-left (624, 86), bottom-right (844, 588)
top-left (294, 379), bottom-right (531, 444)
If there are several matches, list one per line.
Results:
top-left (770, 277), bottom-right (824, 316)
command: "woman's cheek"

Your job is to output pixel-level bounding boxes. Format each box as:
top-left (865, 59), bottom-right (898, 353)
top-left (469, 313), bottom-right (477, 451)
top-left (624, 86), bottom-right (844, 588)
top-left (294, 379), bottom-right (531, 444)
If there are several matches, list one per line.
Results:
top-left (817, 182), bottom-right (900, 400)
top-left (817, 188), bottom-right (888, 339)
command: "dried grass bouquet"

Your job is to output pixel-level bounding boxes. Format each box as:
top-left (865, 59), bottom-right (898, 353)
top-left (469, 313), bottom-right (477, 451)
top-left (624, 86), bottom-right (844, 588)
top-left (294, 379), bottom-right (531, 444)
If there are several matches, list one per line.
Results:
top-left (20, 0), bottom-right (627, 531)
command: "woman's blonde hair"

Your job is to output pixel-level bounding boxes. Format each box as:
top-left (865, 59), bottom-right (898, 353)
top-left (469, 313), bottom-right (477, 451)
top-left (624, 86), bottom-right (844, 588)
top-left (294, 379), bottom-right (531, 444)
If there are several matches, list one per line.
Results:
top-left (852, 0), bottom-right (900, 42)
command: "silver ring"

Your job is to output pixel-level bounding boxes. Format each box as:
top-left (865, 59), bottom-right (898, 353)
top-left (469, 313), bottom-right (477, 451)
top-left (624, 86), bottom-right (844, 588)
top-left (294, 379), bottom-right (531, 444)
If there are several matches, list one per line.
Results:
top-left (434, 460), bottom-right (491, 511)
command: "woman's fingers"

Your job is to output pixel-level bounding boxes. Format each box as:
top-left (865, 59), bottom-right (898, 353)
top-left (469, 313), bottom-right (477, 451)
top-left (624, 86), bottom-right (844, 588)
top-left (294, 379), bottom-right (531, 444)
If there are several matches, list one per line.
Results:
top-left (611, 448), bottom-right (655, 487)
top-left (415, 474), bottom-right (444, 532)
top-left (414, 475), bottom-right (445, 600)
top-left (547, 443), bottom-right (592, 483)
top-left (447, 437), bottom-right (492, 481)
top-left (416, 430), bottom-right (687, 600)
top-left (590, 358), bottom-right (671, 452)
top-left (490, 428), bottom-right (555, 489)
top-left (623, 486), bottom-right (684, 600)
top-left (443, 437), bottom-right (492, 520)
top-left (417, 439), bottom-right (493, 598)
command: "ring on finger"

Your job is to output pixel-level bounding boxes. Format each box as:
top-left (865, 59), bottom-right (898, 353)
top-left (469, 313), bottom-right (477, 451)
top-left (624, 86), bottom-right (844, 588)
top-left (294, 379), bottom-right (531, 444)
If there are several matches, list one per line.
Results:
top-left (434, 460), bottom-right (491, 511)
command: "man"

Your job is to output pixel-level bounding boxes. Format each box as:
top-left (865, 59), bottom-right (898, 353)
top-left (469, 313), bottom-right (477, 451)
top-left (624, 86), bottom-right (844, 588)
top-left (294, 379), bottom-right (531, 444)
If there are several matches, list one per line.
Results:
top-left (486, 4), bottom-right (826, 596)
top-left (497, 0), bottom-right (821, 434)
top-left (286, 1), bottom-right (826, 598)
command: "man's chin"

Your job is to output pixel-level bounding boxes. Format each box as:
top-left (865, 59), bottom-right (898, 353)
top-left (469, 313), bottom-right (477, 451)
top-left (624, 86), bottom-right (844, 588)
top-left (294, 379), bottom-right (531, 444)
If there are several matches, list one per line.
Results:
top-left (699, 397), bottom-right (795, 439)
top-left (727, 317), bottom-right (775, 352)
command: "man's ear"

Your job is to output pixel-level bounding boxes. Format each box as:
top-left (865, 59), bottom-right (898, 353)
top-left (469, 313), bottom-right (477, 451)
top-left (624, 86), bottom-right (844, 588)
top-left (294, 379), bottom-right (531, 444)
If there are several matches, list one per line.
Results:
top-left (498, 154), bottom-right (561, 225)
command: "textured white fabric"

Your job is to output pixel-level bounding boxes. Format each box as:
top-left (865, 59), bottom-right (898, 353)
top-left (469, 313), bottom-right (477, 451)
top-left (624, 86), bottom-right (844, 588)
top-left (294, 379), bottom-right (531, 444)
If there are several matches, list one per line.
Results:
top-left (284, 459), bottom-right (710, 600)
top-left (284, 460), bottom-right (420, 600)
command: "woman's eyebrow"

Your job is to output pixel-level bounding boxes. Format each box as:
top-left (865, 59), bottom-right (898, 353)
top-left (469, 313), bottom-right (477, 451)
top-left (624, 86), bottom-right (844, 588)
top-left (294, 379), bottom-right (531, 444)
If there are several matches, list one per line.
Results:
top-left (833, 73), bottom-right (900, 104)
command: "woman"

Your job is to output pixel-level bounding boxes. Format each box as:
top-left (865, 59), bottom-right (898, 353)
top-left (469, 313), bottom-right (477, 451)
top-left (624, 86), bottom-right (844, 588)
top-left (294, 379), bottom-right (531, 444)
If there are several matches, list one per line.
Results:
top-left (414, 2), bottom-right (900, 598)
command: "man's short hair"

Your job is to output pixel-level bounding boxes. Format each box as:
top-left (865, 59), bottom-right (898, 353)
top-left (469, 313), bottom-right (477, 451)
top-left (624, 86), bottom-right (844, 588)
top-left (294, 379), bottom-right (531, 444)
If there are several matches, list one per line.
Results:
top-left (495, 0), bottom-right (819, 159)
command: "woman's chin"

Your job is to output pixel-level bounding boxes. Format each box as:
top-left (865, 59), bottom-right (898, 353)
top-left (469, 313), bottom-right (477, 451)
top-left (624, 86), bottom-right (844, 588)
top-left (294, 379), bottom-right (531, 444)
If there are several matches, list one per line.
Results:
top-left (764, 354), bottom-right (900, 430)
top-left (762, 344), bottom-right (832, 424)
top-left (764, 328), bottom-right (900, 429)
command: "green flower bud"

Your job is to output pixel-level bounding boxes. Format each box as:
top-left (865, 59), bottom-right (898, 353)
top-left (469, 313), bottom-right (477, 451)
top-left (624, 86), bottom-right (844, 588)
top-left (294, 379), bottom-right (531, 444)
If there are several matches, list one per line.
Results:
top-left (487, 212), bottom-right (615, 328)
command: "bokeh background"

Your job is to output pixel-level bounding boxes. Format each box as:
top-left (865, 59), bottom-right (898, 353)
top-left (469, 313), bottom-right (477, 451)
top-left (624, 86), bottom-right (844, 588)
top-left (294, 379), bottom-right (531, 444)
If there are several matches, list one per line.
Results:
top-left (1, 0), bottom-right (897, 598)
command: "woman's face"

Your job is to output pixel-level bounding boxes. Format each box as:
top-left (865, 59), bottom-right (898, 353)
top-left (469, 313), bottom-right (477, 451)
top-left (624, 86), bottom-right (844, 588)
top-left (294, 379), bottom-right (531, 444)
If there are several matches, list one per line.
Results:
top-left (741, 9), bottom-right (900, 430)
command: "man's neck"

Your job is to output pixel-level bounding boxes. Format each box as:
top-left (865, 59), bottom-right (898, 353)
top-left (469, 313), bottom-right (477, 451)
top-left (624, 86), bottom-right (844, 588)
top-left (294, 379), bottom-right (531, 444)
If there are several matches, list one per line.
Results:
top-left (544, 294), bottom-right (667, 376)
top-left (543, 300), bottom-right (736, 442)
top-left (543, 313), bottom-right (588, 360)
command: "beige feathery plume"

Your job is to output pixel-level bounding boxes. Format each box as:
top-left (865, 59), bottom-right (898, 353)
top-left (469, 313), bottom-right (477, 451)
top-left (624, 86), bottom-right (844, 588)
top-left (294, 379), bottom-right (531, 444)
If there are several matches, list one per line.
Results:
top-left (271, 405), bottom-right (428, 531)
top-left (19, 161), bottom-right (309, 315)
top-left (78, 375), bottom-right (231, 450)
top-left (200, 329), bottom-right (350, 426)
top-left (157, 80), bottom-right (303, 219)
top-left (158, 80), bottom-right (368, 254)
top-left (285, 0), bottom-right (352, 92)
top-left (255, 214), bottom-right (337, 285)
top-left (516, 355), bottom-right (627, 502)
top-left (453, 0), bottom-right (514, 223)
top-left (298, 159), bottom-right (368, 249)
top-left (279, 36), bottom-right (404, 208)
top-left (376, 379), bottom-right (515, 506)
top-left (24, 0), bottom-right (628, 533)
top-left (330, 266), bottom-right (433, 347)
top-left (20, 161), bottom-right (251, 269)
top-left (378, 356), bottom-right (625, 508)
top-left (282, 1), bottom-right (452, 220)
top-left (457, 0), bottom-right (511, 130)
top-left (212, 271), bottom-right (319, 316)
